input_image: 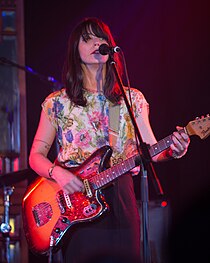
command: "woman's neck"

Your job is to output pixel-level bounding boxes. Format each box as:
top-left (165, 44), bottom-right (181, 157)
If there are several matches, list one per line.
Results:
top-left (82, 63), bottom-right (106, 93)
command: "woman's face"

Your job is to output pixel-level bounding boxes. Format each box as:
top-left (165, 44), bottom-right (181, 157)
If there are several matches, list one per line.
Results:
top-left (78, 28), bottom-right (109, 66)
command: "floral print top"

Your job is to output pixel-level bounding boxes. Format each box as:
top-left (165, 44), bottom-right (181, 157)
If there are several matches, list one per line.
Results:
top-left (42, 88), bottom-right (148, 170)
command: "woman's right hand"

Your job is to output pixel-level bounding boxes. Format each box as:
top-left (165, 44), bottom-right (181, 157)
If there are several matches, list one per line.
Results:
top-left (52, 165), bottom-right (84, 194)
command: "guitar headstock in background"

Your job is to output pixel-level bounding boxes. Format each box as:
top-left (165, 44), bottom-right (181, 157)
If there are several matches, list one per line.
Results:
top-left (186, 114), bottom-right (210, 140)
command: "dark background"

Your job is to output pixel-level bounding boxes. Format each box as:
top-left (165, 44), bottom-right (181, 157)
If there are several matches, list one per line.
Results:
top-left (24, 0), bottom-right (210, 261)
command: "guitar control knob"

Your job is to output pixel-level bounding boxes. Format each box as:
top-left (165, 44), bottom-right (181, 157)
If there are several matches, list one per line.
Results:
top-left (62, 217), bottom-right (67, 223)
top-left (55, 228), bottom-right (60, 233)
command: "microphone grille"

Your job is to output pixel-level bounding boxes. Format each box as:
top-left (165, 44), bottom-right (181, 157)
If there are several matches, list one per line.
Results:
top-left (99, 44), bottom-right (110, 55)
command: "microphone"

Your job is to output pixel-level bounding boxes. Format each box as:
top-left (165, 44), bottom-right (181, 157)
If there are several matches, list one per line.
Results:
top-left (99, 44), bottom-right (121, 55)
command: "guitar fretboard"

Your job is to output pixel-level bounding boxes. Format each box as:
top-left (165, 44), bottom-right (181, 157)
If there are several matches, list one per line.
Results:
top-left (90, 155), bottom-right (139, 189)
top-left (90, 133), bottom-right (175, 189)
top-left (149, 135), bottom-right (173, 157)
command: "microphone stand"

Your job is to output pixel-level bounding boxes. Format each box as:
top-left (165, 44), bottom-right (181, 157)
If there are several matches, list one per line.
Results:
top-left (109, 57), bottom-right (164, 263)
top-left (0, 57), bottom-right (62, 91)
top-left (0, 109), bottom-right (17, 263)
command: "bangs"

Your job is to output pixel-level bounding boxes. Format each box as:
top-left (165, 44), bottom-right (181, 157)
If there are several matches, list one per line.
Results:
top-left (81, 19), bottom-right (112, 44)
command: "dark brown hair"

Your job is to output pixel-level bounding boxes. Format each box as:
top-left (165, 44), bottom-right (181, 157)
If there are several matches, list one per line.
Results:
top-left (62, 17), bottom-right (123, 106)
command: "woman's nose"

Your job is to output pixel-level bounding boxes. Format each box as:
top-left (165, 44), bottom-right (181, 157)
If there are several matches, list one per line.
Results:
top-left (94, 40), bottom-right (100, 47)
top-left (93, 37), bottom-right (103, 47)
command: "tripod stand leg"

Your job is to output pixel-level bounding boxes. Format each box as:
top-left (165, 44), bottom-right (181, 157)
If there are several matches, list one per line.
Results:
top-left (4, 235), bottom-right (10, 263)
top-left (0, 186), bottom-right (14, 263)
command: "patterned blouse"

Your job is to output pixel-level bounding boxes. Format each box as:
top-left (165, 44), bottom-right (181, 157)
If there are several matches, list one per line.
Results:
top-left (42, 88), bottom-right (148, 171)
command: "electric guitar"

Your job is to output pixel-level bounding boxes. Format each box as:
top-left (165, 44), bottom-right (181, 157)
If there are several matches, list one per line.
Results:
top-left (22, 115), bottom-right (210, 255)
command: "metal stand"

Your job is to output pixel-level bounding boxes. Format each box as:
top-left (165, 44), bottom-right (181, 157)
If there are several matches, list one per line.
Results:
top-left (0, 156), bottom-right (14, 263)
top-left (0, 187), bottom-right (14, 263)
top-left (0, 90), bottom-right (18, 262)
top-left (109, 57), bottom-right (164, 263)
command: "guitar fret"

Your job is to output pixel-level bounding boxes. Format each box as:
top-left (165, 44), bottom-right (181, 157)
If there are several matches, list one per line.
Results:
top-left (114, 164), bottom-right (121, 177)
top-left (97, 170), bottom-right (109, 187)
top-left (99, 175), bottom-right (104, 187)
top-left (95, 174), bottom-right (102, 188)
top-left (102, 171), bottom-right (109, 184)
top-left (163, 136), bottom-right (173, 149)
top-left (105, 170), bottom-right (110, 180)
top-left (125, 159), bottom-right (135, 171)
top-left (92, 155), bottom-right (137, 190)
top-left (111, 169), bottom-right (117, 181)
top-left (149, 135), bottom-right (173, 157)
top-left (110, 170), bottom-right (116, 181)
top-left (119, 161), bottom-right (127, 174)
top-left (159, 140), bottom-right (166, 151)
top-left (105, 170), bottom-right (111, 182)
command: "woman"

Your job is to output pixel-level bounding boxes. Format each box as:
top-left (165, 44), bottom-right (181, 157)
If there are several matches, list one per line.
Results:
top-left (29, 17), bottom-right (190, 262)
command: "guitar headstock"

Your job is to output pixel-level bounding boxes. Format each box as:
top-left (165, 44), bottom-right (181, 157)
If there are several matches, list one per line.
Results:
top-left (186, 114), bottom-right (210, 139)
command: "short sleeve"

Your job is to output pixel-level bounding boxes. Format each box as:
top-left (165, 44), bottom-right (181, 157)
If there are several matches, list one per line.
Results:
top-left (41, 90), bottom-right (64, 130)
top-left (129, 88), bottom-right (149, 117)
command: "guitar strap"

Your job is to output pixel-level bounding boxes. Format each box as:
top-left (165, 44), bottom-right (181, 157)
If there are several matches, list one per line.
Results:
top-left (109, 102), bottom-right (120, 149)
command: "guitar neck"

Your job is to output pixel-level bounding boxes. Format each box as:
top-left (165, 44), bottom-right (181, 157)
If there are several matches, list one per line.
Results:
top-left (90, 132), bottom-right (178, 189)
top-left (90, 154), bottom-right (140, 190)
top-left (149, 134), bottom-right (173, 157)
top-left (149, 127), bottom-right (187, 157)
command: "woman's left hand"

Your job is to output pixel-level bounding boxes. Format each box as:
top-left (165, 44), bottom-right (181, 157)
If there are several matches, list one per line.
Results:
top-left (170, 126), bottom-right (190, 159)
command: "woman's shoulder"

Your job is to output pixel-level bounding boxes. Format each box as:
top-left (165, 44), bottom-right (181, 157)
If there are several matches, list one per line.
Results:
top-left (123, 86), bottom-right (145, 98)
top-left (45, 87), bottom-right (68, 100)
top-left (42, 88), bottom-right (70, 110)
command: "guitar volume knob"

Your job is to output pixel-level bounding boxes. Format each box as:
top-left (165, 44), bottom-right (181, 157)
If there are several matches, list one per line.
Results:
top-left (62, 217), bottom-right (67, 223)
top-left (55, 228), bottom-right (61, 233)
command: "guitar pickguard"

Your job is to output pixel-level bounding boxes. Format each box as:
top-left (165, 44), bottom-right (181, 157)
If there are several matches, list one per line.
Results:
top-left (50, 190), bottom-right (108, 250)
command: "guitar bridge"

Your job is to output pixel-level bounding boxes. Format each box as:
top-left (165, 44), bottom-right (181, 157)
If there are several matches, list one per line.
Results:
top-left (56, 190), bottom-right (73, 214)
top-left (32, 202), bottom-right (53, 227)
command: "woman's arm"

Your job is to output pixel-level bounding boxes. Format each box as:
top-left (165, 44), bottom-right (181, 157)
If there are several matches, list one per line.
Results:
top-left (29, 109), bottom-right (84, 194)
top-left (136, 104), bottom-right (190, 162)
top-left (29, 110), bottom-right (57, 177)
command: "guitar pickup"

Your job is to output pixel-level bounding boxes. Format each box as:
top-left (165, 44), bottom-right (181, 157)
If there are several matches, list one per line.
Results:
top-left (63, 192), bottom-right (72, 209)
top-left (83, 179), bottom-right (93, 197)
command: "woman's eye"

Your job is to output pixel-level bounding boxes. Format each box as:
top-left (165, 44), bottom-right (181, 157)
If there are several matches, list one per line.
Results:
top-left (82, 33), bottom-right (91, 42)
top-left (81, 33), bottom-right (106, 43)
